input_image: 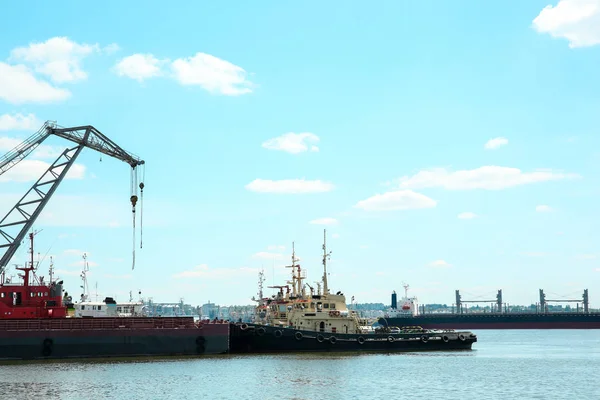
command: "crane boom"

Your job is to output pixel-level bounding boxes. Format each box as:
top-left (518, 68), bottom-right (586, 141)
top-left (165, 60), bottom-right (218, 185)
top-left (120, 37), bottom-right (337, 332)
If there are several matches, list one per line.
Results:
top-left (0, 121), bottom-right (145, 273)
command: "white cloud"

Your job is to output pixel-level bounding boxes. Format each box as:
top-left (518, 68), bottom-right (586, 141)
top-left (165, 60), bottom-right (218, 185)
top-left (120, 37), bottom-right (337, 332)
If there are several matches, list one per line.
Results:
top-left (458, 212), bottom-right (477, 219)
top-left (171, 52), bottom-right (253, 95)
top-left (354, 190), bottom-right (436, 211)
top-left (102, 43), bottom-right (120, 54)
top-left (396, 166), bottom-right (579, 191)
top-left (172, 264), bottom-right (259, 279)
top-left (310, 217), bottom-right (338, 225)
top-left (0, 62), bottom-right (71, 104)
top-left (0, 160), bottom-right (85, 182)
top-left (252, 252), bottom-right (285, 260)
top-left (532, 0), bottom-right (600, 48)
top-left (245, 178), bottom-right (334, 194)
top-left (113, 53), bottom-right (165, 82)
top-left (429, 260), bottom-right (451, 268)
top-left (536, 205), bottom-right (554, 212)
top-left (262, 133), bottom-right (320, 154)
top-left (484, 137), bottom-right (508, 150)
top-left (113, 51), bottom-right (254, 96)
top-left (0, 113), bottom-right (40, 131)
top-left (10, 36), bottom-right (99, 83)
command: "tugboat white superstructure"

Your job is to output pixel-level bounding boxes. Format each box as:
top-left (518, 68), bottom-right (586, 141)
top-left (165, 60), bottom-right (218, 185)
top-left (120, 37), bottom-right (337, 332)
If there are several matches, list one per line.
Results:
top-left (229, 230), bottom-right (478, 353)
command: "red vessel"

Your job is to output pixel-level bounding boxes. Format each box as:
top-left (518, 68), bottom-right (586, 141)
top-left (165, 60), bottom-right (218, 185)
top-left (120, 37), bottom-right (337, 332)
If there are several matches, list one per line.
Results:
top-left (0, 233), bottom-right (67, 319)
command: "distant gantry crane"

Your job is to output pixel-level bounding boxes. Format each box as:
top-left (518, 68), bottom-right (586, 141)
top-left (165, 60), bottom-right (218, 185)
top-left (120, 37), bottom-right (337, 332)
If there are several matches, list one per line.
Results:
top-left (454, 289), bottom-right (590, 314)
top-left (0, 121), bottom-right (145, 273)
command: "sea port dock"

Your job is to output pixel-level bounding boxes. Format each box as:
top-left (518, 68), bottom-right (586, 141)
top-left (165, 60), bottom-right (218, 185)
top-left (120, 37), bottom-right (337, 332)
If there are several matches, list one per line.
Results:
top-left (380, 287), bottom-right (600, 329)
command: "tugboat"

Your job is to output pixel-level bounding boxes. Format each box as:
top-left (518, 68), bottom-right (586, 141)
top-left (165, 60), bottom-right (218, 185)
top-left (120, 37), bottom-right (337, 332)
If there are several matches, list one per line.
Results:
top-left (0, 232), bottom-right (229, 360)
top-left (229, 230), bottom-right (477, 353)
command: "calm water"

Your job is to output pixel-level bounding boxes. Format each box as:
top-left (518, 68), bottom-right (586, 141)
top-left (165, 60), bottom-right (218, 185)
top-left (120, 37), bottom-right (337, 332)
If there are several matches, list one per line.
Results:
top-left (1, 330), bottom-right (599, 400)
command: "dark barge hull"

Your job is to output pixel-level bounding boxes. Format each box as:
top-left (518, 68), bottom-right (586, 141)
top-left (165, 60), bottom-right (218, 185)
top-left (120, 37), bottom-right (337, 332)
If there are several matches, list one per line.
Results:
top-left (0, 317), bottom-right (229, 360)
top-left (229, 323), bottom-right (476, 353)
top-left (379, 312), bottom-right (600, 330)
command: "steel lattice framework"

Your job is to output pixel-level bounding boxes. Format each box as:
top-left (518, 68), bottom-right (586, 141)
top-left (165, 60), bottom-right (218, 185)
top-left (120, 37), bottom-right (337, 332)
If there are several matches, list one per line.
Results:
top-left (0, 121), bottom-right (144, 273)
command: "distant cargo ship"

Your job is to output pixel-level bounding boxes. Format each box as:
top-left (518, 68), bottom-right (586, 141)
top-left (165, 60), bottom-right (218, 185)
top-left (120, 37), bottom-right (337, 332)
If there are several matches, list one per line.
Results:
top-left (378, 285), bottom-right (600, 329)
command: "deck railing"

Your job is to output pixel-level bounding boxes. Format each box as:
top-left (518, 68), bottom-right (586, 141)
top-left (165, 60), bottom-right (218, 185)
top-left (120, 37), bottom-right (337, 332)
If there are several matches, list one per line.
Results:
top-left (0, 317), bottom-right (226, 331)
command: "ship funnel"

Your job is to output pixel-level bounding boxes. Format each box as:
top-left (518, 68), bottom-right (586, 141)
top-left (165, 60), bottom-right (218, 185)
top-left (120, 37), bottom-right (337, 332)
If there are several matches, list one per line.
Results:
top-left (391, 291), bottom-right (397, 309)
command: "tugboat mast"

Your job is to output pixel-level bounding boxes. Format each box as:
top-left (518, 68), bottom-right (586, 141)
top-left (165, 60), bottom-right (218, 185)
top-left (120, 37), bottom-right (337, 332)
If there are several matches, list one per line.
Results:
top-left (285, 242), bottom-right (301, 297)
top-left (257, 269), bottom-right (265, 300)
top-left (322, 229), bottom-right (331, 295)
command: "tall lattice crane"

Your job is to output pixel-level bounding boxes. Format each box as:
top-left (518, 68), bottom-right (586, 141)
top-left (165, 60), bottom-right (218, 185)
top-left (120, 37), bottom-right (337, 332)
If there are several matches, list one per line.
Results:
top-left (0, 121), bottom-right (145, 273)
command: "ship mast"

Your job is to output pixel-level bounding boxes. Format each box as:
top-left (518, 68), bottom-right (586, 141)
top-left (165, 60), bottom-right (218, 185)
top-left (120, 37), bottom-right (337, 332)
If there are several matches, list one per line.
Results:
top-left (285, 242), bottom-right (300, 296)
top-left (403, 283), bottom-right (409, 299)
top-left (257, 269), bottom-right (265, 300)
top-left (322, 229), bottom-right (331, 295)
top-left (49, 256), bottom-right (54, 283)
top-left (80, 253), bottom-right (90, 302)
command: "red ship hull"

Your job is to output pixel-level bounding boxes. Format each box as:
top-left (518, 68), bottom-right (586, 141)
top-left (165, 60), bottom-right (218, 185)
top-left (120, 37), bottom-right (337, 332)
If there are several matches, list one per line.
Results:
top-left (0, 317), bottom-right (229, 360)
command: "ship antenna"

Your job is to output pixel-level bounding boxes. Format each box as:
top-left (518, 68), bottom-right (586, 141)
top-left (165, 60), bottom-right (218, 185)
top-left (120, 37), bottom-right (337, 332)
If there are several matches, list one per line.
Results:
top-left (80, 253), bottom-right (90, 302)
top-left (403, 282), bottom-right (409, 299)
top-left (258, 268), bottom-right (265, 300)
top-left (322, 229), bottom-right (331, 295)
top-left (49, 256), bottom-right (54, 283)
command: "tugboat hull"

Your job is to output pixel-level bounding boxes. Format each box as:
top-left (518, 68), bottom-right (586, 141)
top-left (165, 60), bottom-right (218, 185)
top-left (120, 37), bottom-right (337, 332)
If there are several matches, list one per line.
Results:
top-left (229, 323), bottom-right (476, 354)
top-left (0, 317), bottom-right (229, 360)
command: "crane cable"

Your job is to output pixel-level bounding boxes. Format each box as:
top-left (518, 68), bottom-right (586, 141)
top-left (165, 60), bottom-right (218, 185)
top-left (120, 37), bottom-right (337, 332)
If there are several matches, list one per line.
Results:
top-left (139, 164), bottom-right (145, 249)
top-left (130, 167), bottom-right (139, 270)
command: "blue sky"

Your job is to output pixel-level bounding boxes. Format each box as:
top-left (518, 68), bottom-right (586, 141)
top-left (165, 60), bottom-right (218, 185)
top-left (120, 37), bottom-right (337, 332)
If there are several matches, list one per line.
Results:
top-left (0, 0), bottom-right (599, 308)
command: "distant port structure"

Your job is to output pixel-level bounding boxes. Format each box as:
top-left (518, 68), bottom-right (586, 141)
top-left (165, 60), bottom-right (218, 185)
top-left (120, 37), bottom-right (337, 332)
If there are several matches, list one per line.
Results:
top-left (451, 289), bottom-right (590, 314)
top-left (383, 286), bottom-right (599, 329)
